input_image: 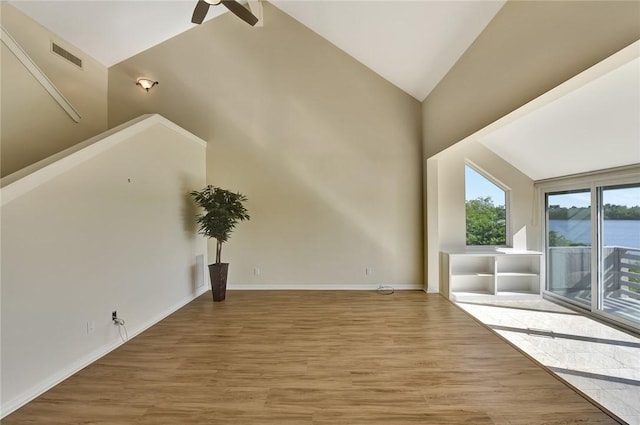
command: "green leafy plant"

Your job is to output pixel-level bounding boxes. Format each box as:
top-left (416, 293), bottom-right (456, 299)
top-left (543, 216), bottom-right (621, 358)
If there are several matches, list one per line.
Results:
top-left (466, 196), bottom-right (506, 246)
top-left (191, 185), bottom-right (250, 264)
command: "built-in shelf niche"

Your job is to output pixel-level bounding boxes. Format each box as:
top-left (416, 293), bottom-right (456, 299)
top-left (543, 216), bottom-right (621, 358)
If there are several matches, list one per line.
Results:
top-left (443, 249), bottom-right (542, 302)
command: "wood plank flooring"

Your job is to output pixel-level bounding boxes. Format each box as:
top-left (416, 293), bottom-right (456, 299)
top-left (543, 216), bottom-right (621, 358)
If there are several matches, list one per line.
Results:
top-left (3, 291), bottom-right (618, 424)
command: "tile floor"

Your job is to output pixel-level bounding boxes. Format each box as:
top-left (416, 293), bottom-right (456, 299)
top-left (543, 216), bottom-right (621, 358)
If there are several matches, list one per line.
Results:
top-left (455, 298), bottom-right (640, 425)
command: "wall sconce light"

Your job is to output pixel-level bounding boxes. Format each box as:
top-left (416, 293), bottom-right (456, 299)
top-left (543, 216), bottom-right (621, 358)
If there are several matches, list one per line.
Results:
top-left (136, 78), bottom-right (158, 92)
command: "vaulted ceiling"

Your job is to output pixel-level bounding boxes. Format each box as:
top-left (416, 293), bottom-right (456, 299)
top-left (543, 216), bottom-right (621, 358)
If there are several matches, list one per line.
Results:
top-left (479, 55), bottom-right (640, 180)
top-left (9, 0), bottom-right (505, 101)
top-left (7, 1), bottom-right (639, 181)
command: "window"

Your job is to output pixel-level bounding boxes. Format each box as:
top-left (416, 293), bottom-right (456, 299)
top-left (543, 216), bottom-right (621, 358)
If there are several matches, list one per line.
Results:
top-left (546, 189), bottom-right (592, 308)
top-left (541, 173), bottom-right (640, 331)
top-left (597, 183), bottom-right (640, 325)
top-left (465, 164), bottom-right (507, 246)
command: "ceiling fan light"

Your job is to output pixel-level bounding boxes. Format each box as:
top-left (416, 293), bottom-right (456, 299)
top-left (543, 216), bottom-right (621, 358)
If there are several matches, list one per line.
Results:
top-left (136, 78), bottom-right (158, 92)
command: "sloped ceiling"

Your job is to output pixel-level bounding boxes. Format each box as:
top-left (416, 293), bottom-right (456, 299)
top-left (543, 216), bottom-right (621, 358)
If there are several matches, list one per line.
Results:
top-left (271, 1), bottom-right (505, 101)
top-left (9, 1), bottom-right (636, 183)
top-left (8, 1), bottom-right (227, 68)
top-left (479, 55), bottom-right (640, 181)
top-left (8, 0), bottom-right (504, 101)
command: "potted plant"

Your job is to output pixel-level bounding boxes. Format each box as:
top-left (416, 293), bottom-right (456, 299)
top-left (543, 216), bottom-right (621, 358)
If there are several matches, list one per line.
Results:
top-left (191, 185), bottom-right (250, 301)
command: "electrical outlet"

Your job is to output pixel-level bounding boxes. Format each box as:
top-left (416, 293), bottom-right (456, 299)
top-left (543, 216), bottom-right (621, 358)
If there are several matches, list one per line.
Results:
top-left (86, 321), bottom-right (95, 334)
top-left (253, 267), bottom-right (261, 276)
top-left (112, 311), bottom-right (117, 322)
top-left (366, 267), bottom-right (373, 276)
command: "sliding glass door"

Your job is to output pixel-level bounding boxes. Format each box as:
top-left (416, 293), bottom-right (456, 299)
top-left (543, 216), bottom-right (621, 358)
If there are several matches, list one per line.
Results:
top-left (544, 179), bottom-right (640, 330)
top-left (546, 190), bottom-right (592, 308)
top-left (597, 184), bottom-right (640, 326)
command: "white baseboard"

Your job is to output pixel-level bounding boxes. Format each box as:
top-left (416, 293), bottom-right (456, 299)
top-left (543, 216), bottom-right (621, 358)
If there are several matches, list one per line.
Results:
top-left (1, 286), bottom-right (208, 419)
top-left (228, 283), bottom-right (423, 290)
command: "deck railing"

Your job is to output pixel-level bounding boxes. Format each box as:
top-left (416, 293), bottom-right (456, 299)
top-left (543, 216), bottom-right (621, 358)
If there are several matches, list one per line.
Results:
top-left (547, 246), bottom-right (640, 300)
top-left (547, 246), bottom-right (591, 292)
top-left (618, 248), bottom-right (640, 300)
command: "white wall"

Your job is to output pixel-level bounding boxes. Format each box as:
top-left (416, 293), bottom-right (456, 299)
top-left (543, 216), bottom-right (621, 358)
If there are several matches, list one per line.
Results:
top-left (426, 141), bottom-right (538, 293)
top-left (0, 115), bottom-right (207, 416)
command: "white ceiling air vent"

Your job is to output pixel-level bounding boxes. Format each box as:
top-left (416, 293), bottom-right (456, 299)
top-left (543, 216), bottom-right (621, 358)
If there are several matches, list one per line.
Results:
top-left (51, 42), bottom-right (82, 69)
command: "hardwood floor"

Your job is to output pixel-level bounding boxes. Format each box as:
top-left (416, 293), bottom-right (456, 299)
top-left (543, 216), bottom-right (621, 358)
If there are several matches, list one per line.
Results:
top-left (3, 291), bottom-right (618, 424)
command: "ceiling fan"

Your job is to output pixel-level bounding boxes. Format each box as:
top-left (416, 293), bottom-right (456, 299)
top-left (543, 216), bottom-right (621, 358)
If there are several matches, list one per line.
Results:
top-left (191, 0), bottom-right (259, 27)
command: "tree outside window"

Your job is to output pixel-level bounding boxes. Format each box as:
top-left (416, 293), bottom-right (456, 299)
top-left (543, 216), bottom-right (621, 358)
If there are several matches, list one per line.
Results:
top-left (465, 164), bottom-right (507, 246)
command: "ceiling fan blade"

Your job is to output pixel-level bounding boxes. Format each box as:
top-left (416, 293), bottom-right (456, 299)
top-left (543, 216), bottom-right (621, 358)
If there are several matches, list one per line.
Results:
top-left (221, 0), bottom-right (259, 26)
top-left (191, 0), bottom-right (210, 24)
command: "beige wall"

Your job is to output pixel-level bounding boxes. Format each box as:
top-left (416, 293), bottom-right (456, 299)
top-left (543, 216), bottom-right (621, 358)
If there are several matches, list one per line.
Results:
top-left (108, 3), bottom-right (424, 289)
top-left (426, 141), bottom-right (537, 293)
top-left (0, 4), bottom-right (108, 178)
top-left (421, 0), bottom-right (640, 292)
top-left (1, 116), bottom-right (207, 415)
top-left (438, 142), bottom-right (537, 251)
top-left (422, 0), bottom-right (640, 159)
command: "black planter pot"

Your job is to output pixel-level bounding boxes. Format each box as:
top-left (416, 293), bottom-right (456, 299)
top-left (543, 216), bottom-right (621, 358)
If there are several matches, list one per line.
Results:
top-left (208, 263), bottom-right (229, 302)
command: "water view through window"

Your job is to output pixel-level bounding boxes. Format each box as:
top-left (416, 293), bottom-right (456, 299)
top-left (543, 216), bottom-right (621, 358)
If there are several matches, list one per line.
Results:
top-left (546, 184), bottom-right (640, 328)
top-left (547, 190), bottom-right (592, 308)
top-left (598, 184), bottom-right (640, 325)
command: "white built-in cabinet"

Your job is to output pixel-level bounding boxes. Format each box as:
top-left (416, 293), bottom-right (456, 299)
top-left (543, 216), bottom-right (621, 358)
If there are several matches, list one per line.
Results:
top-left (442, 249), bottom-right (543, 302)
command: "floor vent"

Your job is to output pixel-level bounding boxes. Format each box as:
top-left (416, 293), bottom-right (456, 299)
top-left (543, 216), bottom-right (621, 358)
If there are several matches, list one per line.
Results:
top-left (51, 42), bottom-right (82, 68)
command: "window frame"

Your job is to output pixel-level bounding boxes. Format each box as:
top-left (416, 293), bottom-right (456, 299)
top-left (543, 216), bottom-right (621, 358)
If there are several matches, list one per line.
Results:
top-left (464, 161), bottom-right (511, 249)
top-left (536, 165), bottom-right (640, 332)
